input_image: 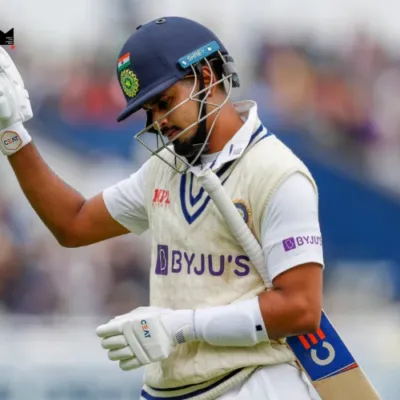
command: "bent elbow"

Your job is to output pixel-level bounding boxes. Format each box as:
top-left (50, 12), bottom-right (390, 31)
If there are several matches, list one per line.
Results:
top-left (300, 304), bottom-right (321, 334)
top-left (56, 236), bottom-right (78, 248)
top-left (55, 229), bottom-right (82, 248)
top-left (303, 312), bottom-right (321, 333)
top-left (290, 294), bottom-right (322, 334)
top-left (58, 239), bottom-right (80, 248)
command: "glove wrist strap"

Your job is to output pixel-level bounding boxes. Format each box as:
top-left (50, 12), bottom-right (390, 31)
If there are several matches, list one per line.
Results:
top-left (0, 122), bottom-right (32, 156)
top-left (194, 297), bottom-right (270, 346)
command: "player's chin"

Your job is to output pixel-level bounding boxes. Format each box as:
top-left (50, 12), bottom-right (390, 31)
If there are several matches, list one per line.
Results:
top-left (170, 129), bottom-right (188, 144)
top-left (172, 137), bottom-right (196, 158)
top-left (172, 127), bottom-right (194, 142)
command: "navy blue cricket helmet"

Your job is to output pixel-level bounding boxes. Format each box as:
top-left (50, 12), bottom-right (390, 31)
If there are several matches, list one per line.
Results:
top-left (116, 16), bottom-right (240, 173)
top-left (117, 16), bottom-right (239, 121)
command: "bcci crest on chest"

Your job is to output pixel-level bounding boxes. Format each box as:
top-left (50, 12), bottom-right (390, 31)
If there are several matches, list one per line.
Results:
top-left (233, 200), bottom-right (252, 227)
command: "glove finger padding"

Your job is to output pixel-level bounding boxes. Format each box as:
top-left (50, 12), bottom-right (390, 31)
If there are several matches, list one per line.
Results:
top-left (96, 307), bottom-right (177, 372)
top-left (108, 346), bottom-right (134, 361)
top-left (0, 49), bottom-right (12, 71)
top-left (16, 86), bottom-right (33, 122)
top-left (0, 47), bottom-right (33, 126)
top-left (101, 335), bottom-right (128, 349)
top-left (0, 79), bottom-right (12, 119)
top-left (122, 320), bottom-right (151, 365)
top-left (96, 319), bottom-right (125, 338)
top-left (0, 48), bottom-right (24, 84)
top-left (119, 357), bottom-right (141, 371)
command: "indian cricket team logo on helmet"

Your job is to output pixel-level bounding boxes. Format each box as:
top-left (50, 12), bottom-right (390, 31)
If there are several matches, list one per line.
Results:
top-left (120, 69), bottom-right (139, 98)
top-left (233, 200), bottom-right (252, 227)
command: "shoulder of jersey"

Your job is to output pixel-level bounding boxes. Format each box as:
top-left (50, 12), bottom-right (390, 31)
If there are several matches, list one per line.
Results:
top-left (244, 135), bottom-right (298, 166)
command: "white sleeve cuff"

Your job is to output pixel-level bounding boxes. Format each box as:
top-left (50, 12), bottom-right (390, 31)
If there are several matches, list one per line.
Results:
top-left (266, 252), bottom-right (324, 281)
top-left (103, 187), bottom-right (148, 235)
top-left (102, 167), bottom-right (149, 235)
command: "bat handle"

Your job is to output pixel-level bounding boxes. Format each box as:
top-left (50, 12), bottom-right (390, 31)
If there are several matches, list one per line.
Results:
top-left (198, 169), bottom-right (272, 287)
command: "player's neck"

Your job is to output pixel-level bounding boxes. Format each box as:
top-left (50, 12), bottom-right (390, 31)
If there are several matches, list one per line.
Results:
top-left (206, 104), bottom-right (244, 153)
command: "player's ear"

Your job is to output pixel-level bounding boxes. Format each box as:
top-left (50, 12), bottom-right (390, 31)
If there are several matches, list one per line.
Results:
top-left (201, 66), bottom-right (218, 97)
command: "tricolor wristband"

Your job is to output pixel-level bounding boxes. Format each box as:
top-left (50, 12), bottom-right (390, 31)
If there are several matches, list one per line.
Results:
top-left (0, 122), bottom-right (32, 156)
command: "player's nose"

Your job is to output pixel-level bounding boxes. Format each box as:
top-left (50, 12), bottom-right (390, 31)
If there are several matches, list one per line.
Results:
top-left (152, 112), bottom-right (169, 132)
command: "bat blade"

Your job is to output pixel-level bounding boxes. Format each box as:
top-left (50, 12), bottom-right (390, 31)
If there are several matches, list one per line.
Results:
top-left (286, 311), bottom-right (381, 400)
top-left (314, 368), bottom-right (381, 400)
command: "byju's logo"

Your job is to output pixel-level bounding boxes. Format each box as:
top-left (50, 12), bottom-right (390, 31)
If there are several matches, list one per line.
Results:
top-left (282, 237), bottom-right (296, 252)
top-left (154, 245), bottom-right (251, 277)
top-left (155, 245), bottom-right (169, 275)
top-left (282, 236), bottom-right (322, 252)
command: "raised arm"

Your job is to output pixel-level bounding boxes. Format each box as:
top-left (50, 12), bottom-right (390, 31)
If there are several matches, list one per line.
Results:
top-left (0, 47), bottom-right (137, 247)
top-left (9, 145), bottom-right (129, 247)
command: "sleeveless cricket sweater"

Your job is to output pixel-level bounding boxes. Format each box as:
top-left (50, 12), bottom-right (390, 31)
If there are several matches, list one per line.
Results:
top-left (141, 124), bottom-right (317, 399)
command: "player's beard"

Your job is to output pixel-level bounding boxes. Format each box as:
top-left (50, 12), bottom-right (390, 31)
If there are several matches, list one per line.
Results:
top-left (171, 125), bottom-right (209, 160)
top-left (173, 135), bottom-right (197, 158)
top-left (170, 129), bottom-right (201, 158)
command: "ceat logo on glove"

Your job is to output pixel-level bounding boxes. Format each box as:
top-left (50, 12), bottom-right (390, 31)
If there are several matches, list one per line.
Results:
top-left (1, 130), bottom-right (22, 151)
top-left (141, 320), bottom-right (151, 338)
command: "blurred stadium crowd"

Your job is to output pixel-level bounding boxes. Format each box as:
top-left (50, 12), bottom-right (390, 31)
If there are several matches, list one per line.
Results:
top-left (1, 27), bottom-right (400, 318)
top-left (250, 32), bottom-right (400, 190)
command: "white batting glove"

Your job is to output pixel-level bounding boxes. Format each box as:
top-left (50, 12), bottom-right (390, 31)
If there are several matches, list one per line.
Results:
top-left (0, 47), bottom-right (33, 156)
top-left (96, 306), bottom-right (195, 371)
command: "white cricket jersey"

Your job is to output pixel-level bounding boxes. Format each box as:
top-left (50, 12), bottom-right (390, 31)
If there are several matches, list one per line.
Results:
top-left (103, 100), bottom-right (324, 399)
top-left (104, 104), bottom-right (324, 281)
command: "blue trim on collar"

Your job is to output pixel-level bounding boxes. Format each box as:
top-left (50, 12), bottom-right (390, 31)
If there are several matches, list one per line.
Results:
top-left (180, 161), bottom-right (234, 225)
top-left (179, 124), bottom-right (268, 225)
top-left (189, 173), bottom-right (203, 206)
top-left (248, 124), bottom-right (266, 146)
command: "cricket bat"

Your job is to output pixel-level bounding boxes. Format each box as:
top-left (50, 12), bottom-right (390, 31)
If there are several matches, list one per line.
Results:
top-left (197, 169), bottom-right (381, 400)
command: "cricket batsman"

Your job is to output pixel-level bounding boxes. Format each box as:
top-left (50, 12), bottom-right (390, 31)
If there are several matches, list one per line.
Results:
top-left (0, 17), bottom-right (324, 399)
